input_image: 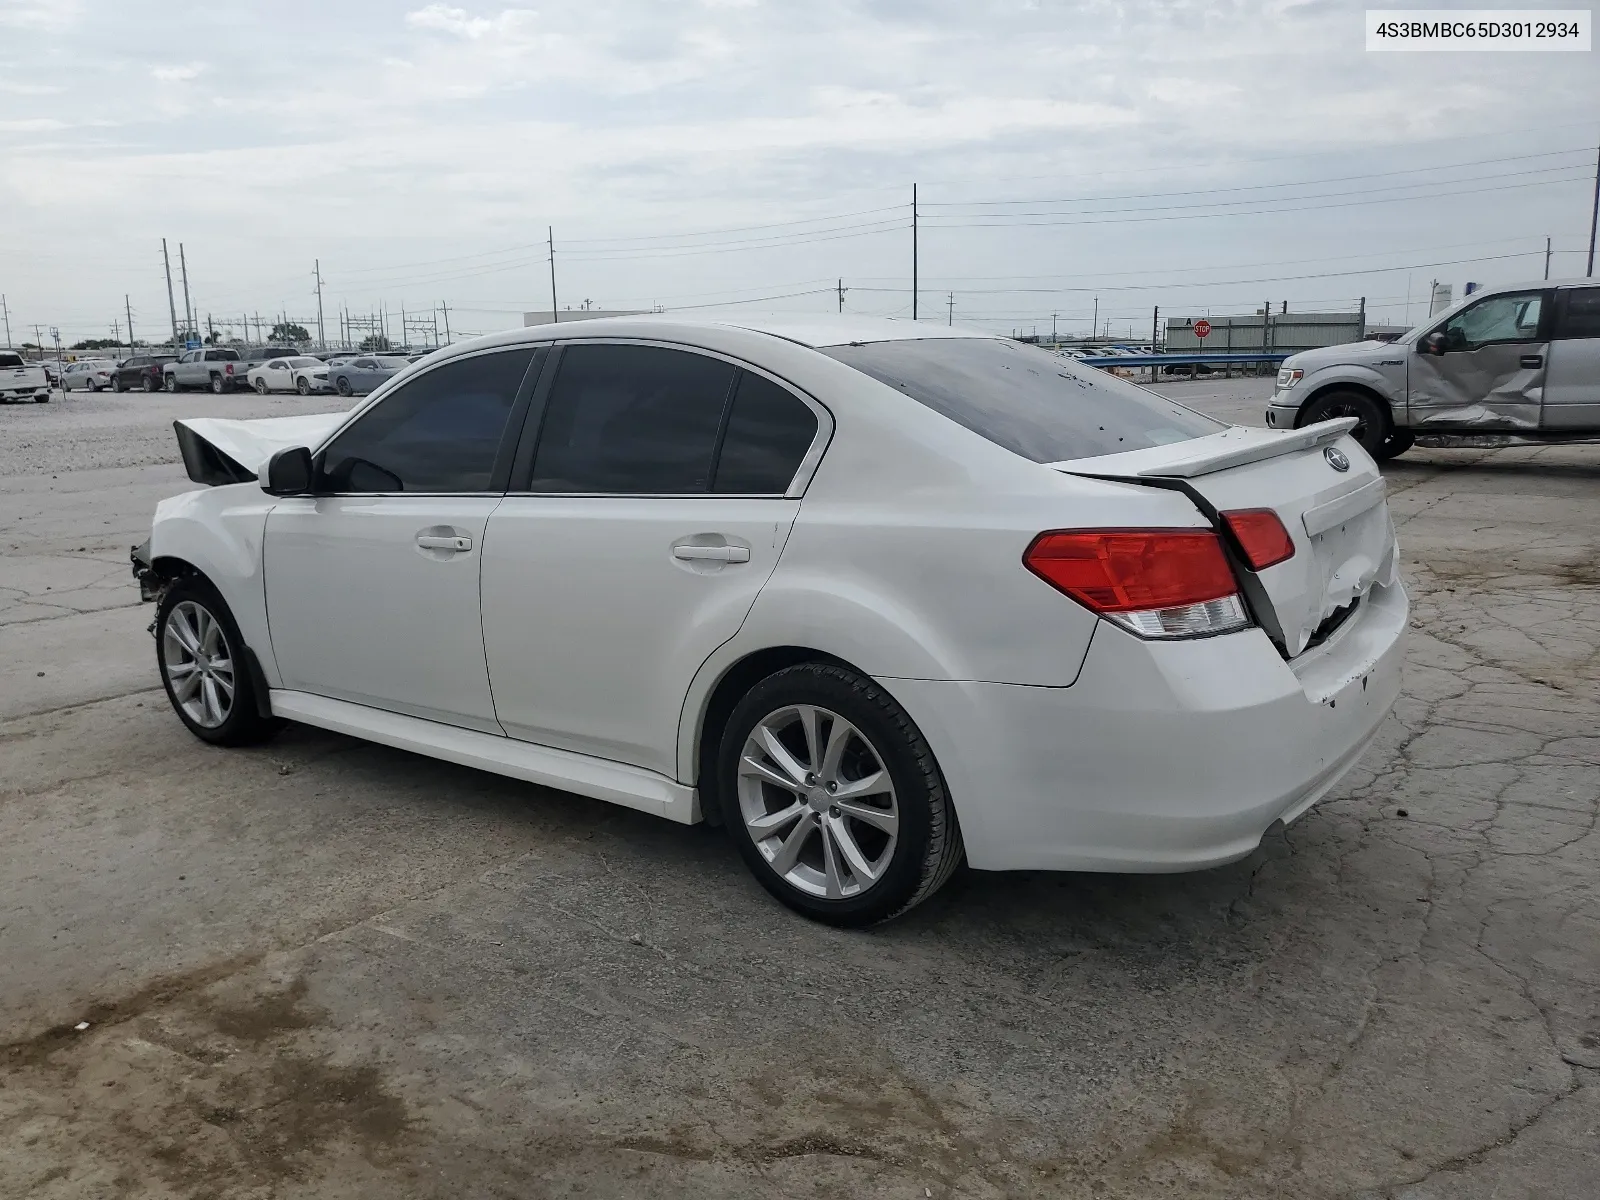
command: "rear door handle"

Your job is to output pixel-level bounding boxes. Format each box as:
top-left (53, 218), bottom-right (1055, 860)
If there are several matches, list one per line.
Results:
top-left (1520, 354), bottom-right (1543, 369)
top-left (673, 544), bottom-right (750, 563)
top-left (417, 534), bottom-right (472, 551)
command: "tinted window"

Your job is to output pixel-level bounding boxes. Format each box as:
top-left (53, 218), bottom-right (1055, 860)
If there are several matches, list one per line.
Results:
top-left (821, 338), bottom-right (1222, 463)
top-left (530, 344), bottom-right (736, 493)
top-left (713, 372), bottom-right (818, 493)
top-left (1441, 291), bottom-right (1544, 350)
top-left (321, 348), bottom-right (535, 493)
top-left (1555, 288), bottom-right (1600, 340)
top-left (0, 353), bottom-right (22, 369)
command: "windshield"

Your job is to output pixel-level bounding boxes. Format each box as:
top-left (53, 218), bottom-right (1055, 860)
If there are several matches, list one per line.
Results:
top-left (820, 337), bottom-right (1223, 463)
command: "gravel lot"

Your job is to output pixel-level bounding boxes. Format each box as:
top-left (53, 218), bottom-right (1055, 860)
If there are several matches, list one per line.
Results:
top-left (2, 378), bottom-right (1596, 1198)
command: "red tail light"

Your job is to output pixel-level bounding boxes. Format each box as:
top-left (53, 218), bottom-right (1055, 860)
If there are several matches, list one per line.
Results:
top-left (1222, 509), bottom-right (1295, 570)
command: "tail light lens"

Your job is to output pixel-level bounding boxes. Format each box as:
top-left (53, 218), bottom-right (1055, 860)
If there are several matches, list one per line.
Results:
top-left (225, 362), bottom-right (235, 374)
top-left (1024, 530), bottom-right (1249, 639)
top-left (1222, 509), bottom-right (1295, 570)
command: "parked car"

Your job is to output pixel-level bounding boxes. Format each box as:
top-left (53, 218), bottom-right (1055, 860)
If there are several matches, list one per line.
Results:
top-left (246, 356), bottom-right (330, 395)
top-left (111, 353), bottom-right (180, 393)
top-left (1267, 278), bottom-right (1600, 458)
top-left (326, 354), bottom-right (408, 396)
top-left (164, 348), bottom-right (257, 394)
top-left (0, 351), bottom-right (50, 402)
top-left (63, 359), bottom-right (115, 391)
top-left (133, 315), bottom-right (1405, 926)
top-left (39, 359), bottom-right (61, 387)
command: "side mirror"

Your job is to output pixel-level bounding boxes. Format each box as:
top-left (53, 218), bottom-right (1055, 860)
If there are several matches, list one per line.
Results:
top-left (263, 446), bottom-right (314, 496)
top-left (1421, 331), bottom-right (1448, 357)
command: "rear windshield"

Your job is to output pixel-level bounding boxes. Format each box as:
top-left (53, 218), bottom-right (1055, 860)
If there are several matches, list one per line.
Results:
top-left (0, 353), bottom-right (25, 368)
top-left (820, 338), bottom-right (1222, 463)
top-left (288, 357), bottom-right (320, 367)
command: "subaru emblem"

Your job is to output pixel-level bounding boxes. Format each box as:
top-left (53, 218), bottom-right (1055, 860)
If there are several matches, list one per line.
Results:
top-left (1324, 446), bottom-right (1351, 473)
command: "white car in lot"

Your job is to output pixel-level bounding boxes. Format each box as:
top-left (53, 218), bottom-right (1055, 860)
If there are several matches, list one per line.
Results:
top-left (63, 359), bottom-right (116, 391)
top-left (132, 316), bottom-right (1405, 925)
top-left (247, 356), bottom-right (329, 395)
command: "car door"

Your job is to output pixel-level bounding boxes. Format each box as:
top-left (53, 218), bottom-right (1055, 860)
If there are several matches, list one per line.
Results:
top-left (1406, 288), bottom-right (1550, 428)
top-left (269, 359), bottom-right (293, 391)
top-left (1542, 285), bottom-right (1600, 429)
top-left (480, 341), bottom-right (826, 776)
top-left (263, 345), bottom-right (543, 732)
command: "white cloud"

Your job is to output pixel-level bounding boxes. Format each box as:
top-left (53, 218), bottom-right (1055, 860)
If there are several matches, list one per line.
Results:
top-left (151, 63), bottom-right (205, 83)
top-left (404, 4), bottom-right (530, 39)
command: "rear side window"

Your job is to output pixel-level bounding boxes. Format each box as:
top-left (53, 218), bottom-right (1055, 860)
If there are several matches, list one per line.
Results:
top-left (1555, 287), bottom-right (1600, 340)
top-left (713, 372), bottom-right (818, 493)
top-left (530, 344), bottom-right (736, 493)
top-left (820, 338), bottom-right (1221, 463)
top-left (0, 353), bottom-right (22, 369)
top-left (321, 348), bottom-right (536, 493)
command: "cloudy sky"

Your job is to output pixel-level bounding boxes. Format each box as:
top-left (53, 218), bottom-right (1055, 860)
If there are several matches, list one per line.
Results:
top-left (1, 0), bottom-right (1595, 345)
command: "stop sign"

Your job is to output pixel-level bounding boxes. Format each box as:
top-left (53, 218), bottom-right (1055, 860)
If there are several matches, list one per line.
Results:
top-left (1193, 319), bottom-right (1212, 339)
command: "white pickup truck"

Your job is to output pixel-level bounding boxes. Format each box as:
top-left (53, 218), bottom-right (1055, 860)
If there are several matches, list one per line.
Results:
top-left (0, 351), bottom-right (50, 403)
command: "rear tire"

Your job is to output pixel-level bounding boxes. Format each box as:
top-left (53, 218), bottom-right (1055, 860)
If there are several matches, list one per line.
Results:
top-left (717, 663), bottom-right (963, 927)
top-left (1298, 388), bottom-right (1408, 461)
top-left (156, 576), bottom-right (282, 747)
top-left (143, 376), bottom-right (157, 393)
top-left (210, 374), bottom-right (225, 394)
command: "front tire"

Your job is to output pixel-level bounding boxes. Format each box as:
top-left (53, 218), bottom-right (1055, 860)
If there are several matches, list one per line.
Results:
top-left (156, 577), bottom-right (280, 747)
top-left (164, 375), bottom-right (178, 393)
top-left (112, 376), bottom-right (123, 393)
top-left (336, 376), bottom-right (353, 397)
top-left (717, 663), bottom-right (963, 927)
top-left (296, 377), bottom-right (310, 396)
top-left (254, 379), bottom-right (268, 395)
top-left (1298, 388), bottom-right (1409, 461)
top-left (143, 375), bottom-right (158, 393)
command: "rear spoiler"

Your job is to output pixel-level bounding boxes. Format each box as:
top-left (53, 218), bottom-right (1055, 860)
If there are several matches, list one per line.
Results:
top-left (1049, 417), bottom-right (1359, 480)
top-left (173, 412), bottom-right (348, 486)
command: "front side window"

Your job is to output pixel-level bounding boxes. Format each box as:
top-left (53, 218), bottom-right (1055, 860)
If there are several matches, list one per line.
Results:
top-left (1555, 287), bottom-right (1600, 340)
top-left (321, 347), bottom-right (536, 493)
top-left (820, 337), bottom-right (1222, 463)
top-left (1441, 291), bottom-right (1545, 351)
top-left (529, 344), bottom-right (736, 493)
top-left (713, 371), bottom-right (819, 493)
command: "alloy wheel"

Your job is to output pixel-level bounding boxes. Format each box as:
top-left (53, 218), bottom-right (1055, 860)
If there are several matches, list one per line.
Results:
top-left (162, 600), bottom-right (235, 729)
top-left (1317, 401), bottom-right (1367, 442)
top-left (736, 704), bottom-right (899, 899)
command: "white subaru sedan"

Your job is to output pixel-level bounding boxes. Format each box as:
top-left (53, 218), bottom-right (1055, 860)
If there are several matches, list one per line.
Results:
top-left (133, 316), bottom-right (1405, 925)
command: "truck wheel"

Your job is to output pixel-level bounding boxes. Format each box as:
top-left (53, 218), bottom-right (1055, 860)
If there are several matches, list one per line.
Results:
top-left (1299, 389), bottom-right (1406, 461)
top-left (156, 576), bottom-right (282, 747)
top-left (717, 663), bottom-right (964, 927)
top-left (164, 375), bottom-right (178, 393)
top-left (210, 374), bottom-right (225, 394)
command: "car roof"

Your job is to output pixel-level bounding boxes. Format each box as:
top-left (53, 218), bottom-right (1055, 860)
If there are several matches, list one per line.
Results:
top-left (519, 313), bottom-right (998, 350)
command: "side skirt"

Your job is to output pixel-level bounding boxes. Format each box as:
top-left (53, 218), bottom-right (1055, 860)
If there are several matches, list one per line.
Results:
top-left (268, 690), bottom-right (701, 824)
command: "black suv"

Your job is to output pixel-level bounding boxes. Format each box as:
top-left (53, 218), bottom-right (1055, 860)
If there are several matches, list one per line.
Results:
top-left (110, 354), bottom-right (180, 393)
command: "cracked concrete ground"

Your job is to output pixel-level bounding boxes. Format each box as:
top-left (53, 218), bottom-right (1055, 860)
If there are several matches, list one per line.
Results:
top-left (1, 379), bottom-right (1595, 1198)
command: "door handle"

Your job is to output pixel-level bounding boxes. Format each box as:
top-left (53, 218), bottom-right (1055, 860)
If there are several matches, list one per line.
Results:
top-left (673, 544), bottom-right (750, 563)
top-left (1520, 354), bottom-right (1543, 369)
top-left (417, 534), bottom-right (472, 551)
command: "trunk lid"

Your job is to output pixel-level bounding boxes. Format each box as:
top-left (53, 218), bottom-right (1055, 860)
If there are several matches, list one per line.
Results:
top-left (1052, 418), bottom-right (1399, 658)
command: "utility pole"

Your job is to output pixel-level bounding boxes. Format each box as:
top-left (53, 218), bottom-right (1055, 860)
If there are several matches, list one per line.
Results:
top-left (1092, 298), bottom-right (1099, 342)
top-left (125, 295), bottom-right (134, 348)
top-left (1150, 305), bottom-right (1159, 384)
top-left (0, 294), bottom-right (10, 348)
top-left (911, 184), bottom-right (918, 321)
top-left (207, 312), bottom-right (215, 343)
top-left (254, 312), bottom-right (262, 344)
top-left (949, 293), bottom-right (955, 327)
top-left (836, 279), bottom-right (846, 313)
top-left (548, 226), bottom-right (559, 323)
top-left (1358, 296), bottom-right (1367, 339)
top-left (178, 243), bottom-right (193, 343)
top-left (1587, 141), bottom-right (1599, 276)
top-left (314, 260), bottom-right (326, 350)
top-left (401, 304), bottom-right (407, 350)
top-left (162, 239), bottom-right (180, 347)
top-left (1545, 236), bottom-right (1553, 280)
top-left (439, 301), bottom-right (451, 343)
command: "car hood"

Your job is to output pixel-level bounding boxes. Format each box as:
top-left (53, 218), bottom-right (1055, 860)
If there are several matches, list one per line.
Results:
top-left (173, 412), bottom-right (347, 484)
top-left (1283, 339), bottom-right (1405, 373)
